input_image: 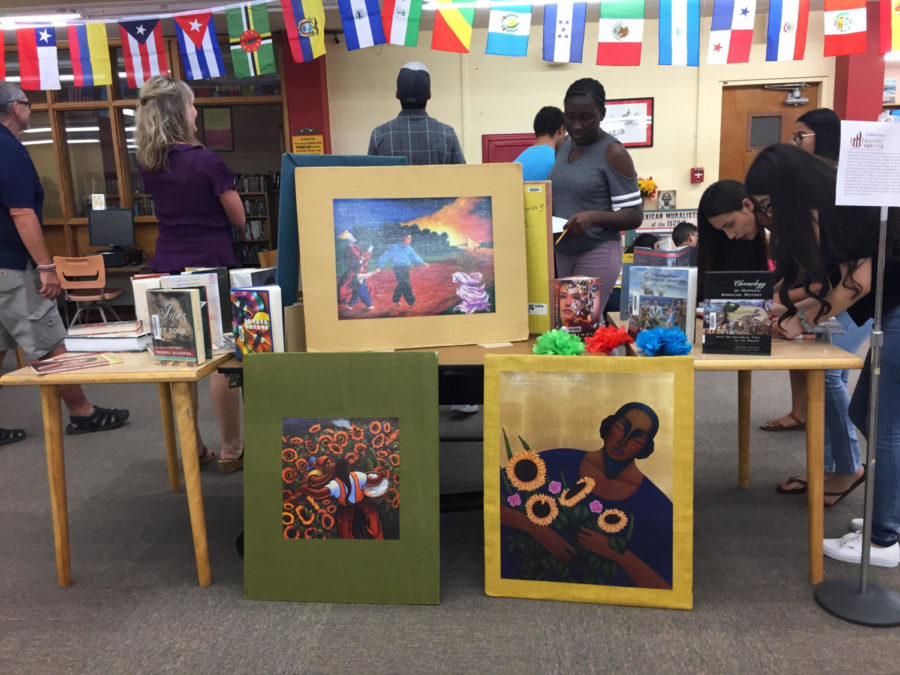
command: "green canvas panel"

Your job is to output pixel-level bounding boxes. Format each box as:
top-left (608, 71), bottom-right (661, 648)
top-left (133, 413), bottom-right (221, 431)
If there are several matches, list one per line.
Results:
top-left (244, 351), bottom-right (440, 604)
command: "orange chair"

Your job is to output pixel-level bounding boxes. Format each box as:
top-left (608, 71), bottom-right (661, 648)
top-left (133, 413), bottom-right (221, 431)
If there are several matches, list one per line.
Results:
top-left (53, 256), bottom-right (123, 326)
top-left (258, 248), bottom-right (278, 268)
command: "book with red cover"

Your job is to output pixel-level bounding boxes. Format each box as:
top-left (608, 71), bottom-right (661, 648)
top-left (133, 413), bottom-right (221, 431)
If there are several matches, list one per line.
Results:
top-left (554, 277), bottom-right (602, 338)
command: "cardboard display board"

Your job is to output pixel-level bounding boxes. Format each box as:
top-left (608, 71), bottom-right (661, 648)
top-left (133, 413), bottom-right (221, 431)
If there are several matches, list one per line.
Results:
top-left (244, 352), bottom-right (440, 604)
top-left (296, 163), bottom-right (529, 352)
top-left (483, 354), bottom-right (694, 610)
top-left (523, 181), bottom-right (554, 335)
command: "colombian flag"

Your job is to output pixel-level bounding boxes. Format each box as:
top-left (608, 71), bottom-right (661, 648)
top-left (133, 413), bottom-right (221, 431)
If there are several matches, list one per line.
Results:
top-left (67, 24), bottom-right (112, 87)
top-left (281, 0), bottom-right (326, 62)
top-left (432, 0), bottom-right (474, 53)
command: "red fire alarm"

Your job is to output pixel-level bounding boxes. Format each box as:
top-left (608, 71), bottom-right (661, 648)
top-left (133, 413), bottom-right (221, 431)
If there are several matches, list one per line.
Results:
top-left (691, 167), bottom-right (705, 184)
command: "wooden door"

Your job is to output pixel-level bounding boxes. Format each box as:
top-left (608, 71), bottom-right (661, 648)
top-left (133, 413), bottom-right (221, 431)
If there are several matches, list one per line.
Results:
top-left (481, 133), bottom-right (534, 163)
top-left (719, 84), bottom-right (821, 181)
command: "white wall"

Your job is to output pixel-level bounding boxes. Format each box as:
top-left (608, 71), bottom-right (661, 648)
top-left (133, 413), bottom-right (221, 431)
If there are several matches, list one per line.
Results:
top-left (323, 8), bottom-right (837, 208)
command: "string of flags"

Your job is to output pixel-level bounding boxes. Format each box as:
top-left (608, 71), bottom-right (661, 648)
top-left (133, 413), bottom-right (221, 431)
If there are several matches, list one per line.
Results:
top-left (1, 0), bottom-right (899, 90)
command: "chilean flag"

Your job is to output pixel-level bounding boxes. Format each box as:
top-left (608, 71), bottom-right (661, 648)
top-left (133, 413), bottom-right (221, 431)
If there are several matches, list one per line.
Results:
top-left (17, 27), bottom-right (60, 90)
top-left (707, 0), bottom-right (756, 64)
top-left (119, 20), bottom-right (169, 88)
top-left (174, 13), bottom-right (226, 79)
top-left (766, 0), bottom-right (809, 61)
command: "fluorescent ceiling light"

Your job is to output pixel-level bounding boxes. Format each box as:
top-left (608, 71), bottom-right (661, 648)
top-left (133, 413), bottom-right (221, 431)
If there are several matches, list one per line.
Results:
top-left (22, 140), bottom-right (54, 146)
top-left (0, 12), bottom-right (81, 29)
top-left (886, 51), bottom-right (900, 62)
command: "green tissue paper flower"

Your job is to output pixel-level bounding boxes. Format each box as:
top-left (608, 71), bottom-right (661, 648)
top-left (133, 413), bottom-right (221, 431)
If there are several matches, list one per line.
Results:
top-left (533, 329), bottom-right (585, 356)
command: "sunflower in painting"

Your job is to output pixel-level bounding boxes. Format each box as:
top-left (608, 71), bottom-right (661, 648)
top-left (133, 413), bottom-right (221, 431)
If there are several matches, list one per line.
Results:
top-left (505, 450), bottom-right (547, 492)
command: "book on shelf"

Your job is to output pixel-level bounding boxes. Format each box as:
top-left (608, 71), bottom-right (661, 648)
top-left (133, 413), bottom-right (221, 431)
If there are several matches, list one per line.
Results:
top-left (626, 266), bottom-right (698, 342)
top-left (231, 285), bottom-right (284, 360)
top-left (146, 287), bottom-right (212, 364)
top-left (633, 245), bottom-right (694, 268)
top-left (30, 352), bottom-right (124, 375)
top-left (229, 267), bottom-right (276, 288)
top-left (159, 272), bottom-right (227, 349)
top-left (554, 277), bottom-right (603, 338)
top-left (64, 329), bottom-right (152, 353)
top-left (66, 319), bottom-right (142, 336)
top-left (701, 271), bottom-right (775, 355)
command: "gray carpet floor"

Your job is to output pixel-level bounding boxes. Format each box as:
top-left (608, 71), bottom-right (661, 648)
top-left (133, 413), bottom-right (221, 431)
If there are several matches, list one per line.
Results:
top-left (1, 347), bottom-right (898, 673)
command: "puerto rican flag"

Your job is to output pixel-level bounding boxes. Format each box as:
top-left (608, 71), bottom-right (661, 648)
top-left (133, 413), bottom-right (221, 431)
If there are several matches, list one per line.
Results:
top-left (766, 0), bottom-right (809, 61)
top-left (174, 13), bottom-right (226, 79)
top-left (542, 1), bottom-right (586, 63)
top-left (707, 0), bottom-right (756, 64)
top-left (823, 0), bottom-right (867, 56)
top-left (17, 27), bottom-right (60, 90)
top-left (119, 20), bottom-right (169, 88)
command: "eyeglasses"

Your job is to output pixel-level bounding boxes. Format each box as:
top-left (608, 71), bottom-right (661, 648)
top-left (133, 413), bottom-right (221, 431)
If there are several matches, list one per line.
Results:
top-left (15, 100), bottom-right (31, 109)
top-left (790, 131), bottom-right (814, 145)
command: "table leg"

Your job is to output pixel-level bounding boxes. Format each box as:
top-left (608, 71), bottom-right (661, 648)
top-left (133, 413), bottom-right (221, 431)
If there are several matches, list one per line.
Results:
top-left (805, 369), bottom-right (825, 585)
top-left (40, 385), bottom-right (70, 587)
top-left (738, 370), bottom-right (751, 489)
top-left (156, 383), bottom-right (180, 492)
top-left (171, 381), bottom-right (211, 587)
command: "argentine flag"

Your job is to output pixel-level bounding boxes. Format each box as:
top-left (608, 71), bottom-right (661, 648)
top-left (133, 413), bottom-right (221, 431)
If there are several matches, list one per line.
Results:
top-left (542, 1), bottom-right (586, 63)
top-left (658, 0), bottom-right (701, 66)
top-left (486, 6), bottom-right (532, 56)
top-left (338, 0), bottom-right (386, 50)
top-left (174, 13), bottom-right (225, 80)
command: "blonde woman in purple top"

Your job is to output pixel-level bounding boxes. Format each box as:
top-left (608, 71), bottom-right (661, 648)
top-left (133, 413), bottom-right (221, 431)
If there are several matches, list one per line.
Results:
top-left (136, 75), bottom-right (244, 474)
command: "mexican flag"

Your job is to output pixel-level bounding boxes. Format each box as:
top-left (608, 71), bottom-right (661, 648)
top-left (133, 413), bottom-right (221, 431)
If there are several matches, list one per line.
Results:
top-left (382, 0), bottom-right (423, 47)
top-left (226, 2), bottom-right (277, 77)
top-left (432, 0), bottom-right (475, 53)
top-left (596, 0), bottom-right (645, 66)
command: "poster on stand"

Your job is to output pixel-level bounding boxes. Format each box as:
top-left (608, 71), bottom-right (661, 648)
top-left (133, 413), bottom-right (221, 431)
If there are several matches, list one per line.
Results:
top-left (523, 181), bottom-right (554, 335)
top-left (296, 163), bottom-right (529, 351)
top-left (244, 351), bottom-right (440, 604)
top-left (483, 354), bottom-right (694, 609)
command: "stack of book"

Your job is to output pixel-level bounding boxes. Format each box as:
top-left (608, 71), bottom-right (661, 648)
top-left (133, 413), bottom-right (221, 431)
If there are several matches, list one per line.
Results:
top-left (63, 319), bottom-right (152, 352)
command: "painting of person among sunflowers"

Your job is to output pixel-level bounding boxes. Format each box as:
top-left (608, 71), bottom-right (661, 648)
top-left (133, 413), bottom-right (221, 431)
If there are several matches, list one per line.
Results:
top-left (281, 417), bottom-right (399, 540)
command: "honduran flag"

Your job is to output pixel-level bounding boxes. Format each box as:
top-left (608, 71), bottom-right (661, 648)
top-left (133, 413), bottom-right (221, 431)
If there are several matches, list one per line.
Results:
top-left (382, 0), bottom-right (423, 47)
top-left (597, 0), bottom-right (644, 66)
top-left (174, 13), bottom-right (225, 79)
top-left (432, 0), bottom-right (475, 53)
top-left (485, 6), bottom-right (532, 57)
top-left (17, 27), bottom-right (60, 90)
top-left (823, 0), bottom-right (867, 56)
top-left (658, 0), bottom-right (700, 66)
top-left (881, 0), bottom-right (900, 53)
top-left (706, 0), bottom-right (756, 64)
top-left (68, 24), bottom-right (113, 86)
top-left (765, 0), bottom-right (809, 61)
top-left (543, 1), bottom-right (586, 63)
top-left (119, 20), bottom-right (169, 88)
top-left (281, 0), bottom-right (327, 62)
top-left (337, 0), bottom-right (386, 50)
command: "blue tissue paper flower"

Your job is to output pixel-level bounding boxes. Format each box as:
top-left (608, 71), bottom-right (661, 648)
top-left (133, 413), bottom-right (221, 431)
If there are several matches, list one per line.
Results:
top-left (635, 327), bottom-right (692, 356)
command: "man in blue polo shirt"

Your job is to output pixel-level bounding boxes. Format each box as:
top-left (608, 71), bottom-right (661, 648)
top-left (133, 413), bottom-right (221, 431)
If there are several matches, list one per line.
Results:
top-left (0, 82), bottom-right (128, 438)
top-left (513, 106), bottom-right (566, 181)
top-left (375, 233), bottom-right (427, 306)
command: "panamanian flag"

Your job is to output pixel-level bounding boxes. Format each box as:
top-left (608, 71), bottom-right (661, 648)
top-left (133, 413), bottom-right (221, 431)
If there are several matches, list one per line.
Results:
top-left (658, 0), bottom-right (701, 65)
top-left (17, 27), bottom-right (60, 90)
top-left (707, 0), bottom-right (756, 64)
top-left (174, 13), bottom-right (225, 80)
top-left (485, 6), bottom-right (532, 57)
top-left (542, 1), bottom-right (586, 63)
top-left (119, 20), bottom-right (169, 88)
top-left (766, 0), bottom-right (809, 61)
top-left (338, 0), bottom-right (386, 50)
top-left (382, 0), bottom-right (423, 46)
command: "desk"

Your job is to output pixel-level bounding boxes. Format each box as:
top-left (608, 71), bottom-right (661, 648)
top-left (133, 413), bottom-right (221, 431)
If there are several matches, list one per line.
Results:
top-left (0, 351), bottom-right (232, 588)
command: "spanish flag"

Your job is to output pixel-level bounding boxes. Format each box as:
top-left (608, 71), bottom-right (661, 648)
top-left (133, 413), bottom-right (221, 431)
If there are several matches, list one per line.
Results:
top-left (432, 0), bottom-right (474, 53)
top-left (67, 24), bottom-right (112, 87)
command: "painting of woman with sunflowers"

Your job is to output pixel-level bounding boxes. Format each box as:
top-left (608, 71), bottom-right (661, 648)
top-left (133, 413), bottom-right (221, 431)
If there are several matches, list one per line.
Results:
top-left (281, 417), bottom-right (400, 540)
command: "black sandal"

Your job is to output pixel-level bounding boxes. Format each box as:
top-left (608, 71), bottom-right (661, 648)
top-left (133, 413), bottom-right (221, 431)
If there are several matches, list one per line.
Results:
top-left (0, 427), bottom-right (26, 446)
top-left (66, 406), bottom-right (130, 435)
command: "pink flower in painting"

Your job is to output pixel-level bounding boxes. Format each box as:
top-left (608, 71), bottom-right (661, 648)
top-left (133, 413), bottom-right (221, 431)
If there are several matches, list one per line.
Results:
top-left (548, 481), bottom-right (562, 494)
top-left (452, 271), bottom-right (491, 314)
top-left (589, 500), bottom-right (603, 514)
top-left (507, 493), bottom-right (522, 507)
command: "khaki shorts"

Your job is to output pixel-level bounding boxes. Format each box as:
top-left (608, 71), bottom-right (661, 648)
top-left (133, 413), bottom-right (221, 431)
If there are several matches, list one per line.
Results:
top-left (0, 266), bottom-right (66, 362)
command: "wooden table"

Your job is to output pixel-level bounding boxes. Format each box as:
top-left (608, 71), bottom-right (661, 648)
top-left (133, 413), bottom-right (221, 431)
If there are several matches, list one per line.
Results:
top-left (0, 351), bottom-right (232, 588)
top-left (610, 314), bottom-right (864, 583)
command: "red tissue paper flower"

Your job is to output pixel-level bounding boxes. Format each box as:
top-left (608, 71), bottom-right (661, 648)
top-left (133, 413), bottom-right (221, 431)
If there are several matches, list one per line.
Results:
top-left (585, 325), bottom-right (634, 355)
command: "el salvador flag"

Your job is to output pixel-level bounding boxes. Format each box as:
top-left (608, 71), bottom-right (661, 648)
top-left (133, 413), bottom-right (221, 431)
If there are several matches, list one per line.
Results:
top-left (338, 0), bottom-right (386, 50)
top-left (543, 1), bottom-right (586, 63)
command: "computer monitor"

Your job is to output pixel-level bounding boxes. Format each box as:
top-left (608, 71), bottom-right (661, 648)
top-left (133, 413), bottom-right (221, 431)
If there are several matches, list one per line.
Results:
top-left (89, 208), bottom-right (135, 250)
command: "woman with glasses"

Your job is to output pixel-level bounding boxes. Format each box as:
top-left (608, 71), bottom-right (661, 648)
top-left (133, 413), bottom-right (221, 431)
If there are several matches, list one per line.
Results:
top-left (744, 144), bottom-right (900, 567)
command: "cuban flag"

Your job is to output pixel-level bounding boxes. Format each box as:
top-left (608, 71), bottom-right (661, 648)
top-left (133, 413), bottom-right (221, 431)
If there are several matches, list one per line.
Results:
top-left (486, 6), bottom-right (532, 57)
top-left (766, 0), bottom-right (809, 61)
top-left (659, 0), bottom-right (701, 65)
top-left (68, 24), bottom-right (113, 87)
top-left (174, 13), bottom-right (226, 79)
top-left (707, 0), bottom-right (756, 64)
top-left (119, 20), bottom-right (169, 88)
top-left (337, 0), bottom-right (385, 50)
top-left (542, 1), bottom-right (586, 63)
top-left (17, 27), bottom-right (60, 90)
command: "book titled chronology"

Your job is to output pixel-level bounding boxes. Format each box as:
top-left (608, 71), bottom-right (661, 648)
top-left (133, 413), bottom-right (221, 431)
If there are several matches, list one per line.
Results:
top-left (702, 272), bottom-right (775, 355)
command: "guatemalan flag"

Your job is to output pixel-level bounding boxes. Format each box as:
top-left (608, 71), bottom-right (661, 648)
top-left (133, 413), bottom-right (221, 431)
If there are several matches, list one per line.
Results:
top-left (658, 0), bottom-right (701, 66)
top-left (485, 6), bottom-right (532, 57)
top-left (68, 24), bottom-right (112, 86)
top-left (17, 27), bottom-right (60, 90)
top-left (174, 13), bottom-right (226, 79)
top-left (706, 0), bottom-right (756, 64)
top-left (119, 20), bottom-right (169, 88)
top-left (337, 0), bottom-right (386, 50)
top-left (281, 0), bottom-right (327, 62)
top-left (542, 1), bottom-right (586, 63)
top-left (766, 0), bottom-right (809, 61)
